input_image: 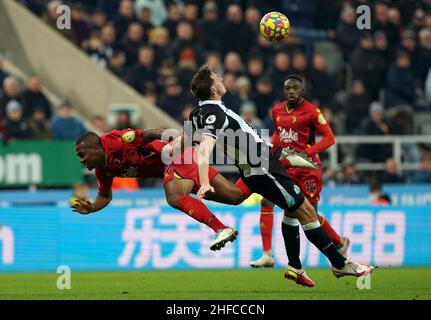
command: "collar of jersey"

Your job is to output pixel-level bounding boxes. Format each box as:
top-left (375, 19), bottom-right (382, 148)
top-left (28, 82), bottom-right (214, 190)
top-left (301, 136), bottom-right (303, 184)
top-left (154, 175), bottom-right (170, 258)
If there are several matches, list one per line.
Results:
top-left (198, 100), bottom-right (227, 111)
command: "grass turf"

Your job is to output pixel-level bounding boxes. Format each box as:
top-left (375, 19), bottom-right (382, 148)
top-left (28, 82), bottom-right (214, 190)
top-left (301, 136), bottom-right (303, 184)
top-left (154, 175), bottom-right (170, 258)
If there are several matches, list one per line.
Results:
top-left (0, 267), bottom-right (430, 300)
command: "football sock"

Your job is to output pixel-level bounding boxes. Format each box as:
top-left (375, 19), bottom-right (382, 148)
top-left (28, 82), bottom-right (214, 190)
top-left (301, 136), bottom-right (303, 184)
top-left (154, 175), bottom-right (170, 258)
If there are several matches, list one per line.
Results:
top-left (235, 178), bottom-right (253, 198)
top-left (260, 206), bottom-right (274, 253)
top-left (302, 221), bottom-right (346, 269)
top-left (318, 214), bottom-right (342, 247)
top-left (281, 216), bottom-right (302, 270)
top-left (177, 196), bottom-right (227, 232)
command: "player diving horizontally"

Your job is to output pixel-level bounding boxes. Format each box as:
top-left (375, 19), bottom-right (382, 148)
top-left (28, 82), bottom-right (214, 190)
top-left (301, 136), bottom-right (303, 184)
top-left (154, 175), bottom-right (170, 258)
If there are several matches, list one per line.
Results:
top-left (72, 127), bottom-right (314, 251)
top-left (250, 76), bottom-right (350, 281)
top-left (185, 65), bottom-right (374, 284)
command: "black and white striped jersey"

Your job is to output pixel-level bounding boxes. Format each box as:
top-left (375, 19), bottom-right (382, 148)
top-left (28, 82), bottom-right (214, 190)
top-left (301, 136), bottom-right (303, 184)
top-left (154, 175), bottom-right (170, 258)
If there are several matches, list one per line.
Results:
top-left (188, 100), bottom-right (272, 177)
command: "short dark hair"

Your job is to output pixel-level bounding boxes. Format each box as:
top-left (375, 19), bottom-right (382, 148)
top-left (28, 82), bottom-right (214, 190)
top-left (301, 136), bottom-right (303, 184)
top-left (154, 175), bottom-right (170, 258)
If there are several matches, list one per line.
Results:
top-left (285, 74), bottom-right (304, 84)
top-left (190, 64), bottom-right (214, 100)
top-left (76, 131), bottom-right (101, 147)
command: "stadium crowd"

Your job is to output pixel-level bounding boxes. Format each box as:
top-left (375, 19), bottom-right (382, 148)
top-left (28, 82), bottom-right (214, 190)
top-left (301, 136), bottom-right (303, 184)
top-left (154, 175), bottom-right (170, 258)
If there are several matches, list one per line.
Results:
top-left (1, 0), bottom-right (431, 185)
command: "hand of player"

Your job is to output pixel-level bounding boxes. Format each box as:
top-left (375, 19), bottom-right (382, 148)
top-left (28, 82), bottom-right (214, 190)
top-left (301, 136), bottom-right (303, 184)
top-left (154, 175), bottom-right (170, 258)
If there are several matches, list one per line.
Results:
top-left (197, 184), bottom-right (215, 199)
top-left (71, 199), bottom-right (93, 214)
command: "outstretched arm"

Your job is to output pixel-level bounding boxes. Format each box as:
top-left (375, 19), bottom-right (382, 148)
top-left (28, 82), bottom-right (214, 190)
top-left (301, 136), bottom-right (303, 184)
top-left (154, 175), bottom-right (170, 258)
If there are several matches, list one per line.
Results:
top-left (197, 134), bottom-right (217, 199)
top-left (71, 189), bottom-right (112, 214)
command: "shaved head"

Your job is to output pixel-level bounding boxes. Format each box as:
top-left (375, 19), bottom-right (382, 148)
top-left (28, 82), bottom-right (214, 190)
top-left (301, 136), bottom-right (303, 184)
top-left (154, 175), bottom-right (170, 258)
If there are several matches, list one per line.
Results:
top-left (76, 132), bottom-right (101, 148)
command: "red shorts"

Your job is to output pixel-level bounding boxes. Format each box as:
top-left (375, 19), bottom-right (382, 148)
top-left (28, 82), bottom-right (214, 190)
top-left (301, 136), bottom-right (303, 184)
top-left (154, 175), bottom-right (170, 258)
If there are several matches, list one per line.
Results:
top-left (286, 166), bottom-right (322, 204)
top-left (163, 147), bottom-right (219, 194)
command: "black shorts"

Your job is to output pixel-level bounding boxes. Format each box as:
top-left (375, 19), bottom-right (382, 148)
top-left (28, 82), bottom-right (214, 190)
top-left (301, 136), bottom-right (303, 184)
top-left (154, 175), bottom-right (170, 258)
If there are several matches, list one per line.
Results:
top-left (240, 153), bottom-right (305, 212)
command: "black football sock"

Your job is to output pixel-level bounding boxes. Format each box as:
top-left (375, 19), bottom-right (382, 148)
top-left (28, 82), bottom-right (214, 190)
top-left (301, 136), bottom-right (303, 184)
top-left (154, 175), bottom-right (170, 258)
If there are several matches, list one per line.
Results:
top-left (302, 221), bottom-right (346, 269)
top-left (281, 217), bottom-right (302, 270)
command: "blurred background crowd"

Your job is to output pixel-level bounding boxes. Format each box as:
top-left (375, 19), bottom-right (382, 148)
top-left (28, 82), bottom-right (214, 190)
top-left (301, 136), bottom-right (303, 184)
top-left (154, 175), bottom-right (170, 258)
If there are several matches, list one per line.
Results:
top-left (1, 0), bottom-right (431, 187)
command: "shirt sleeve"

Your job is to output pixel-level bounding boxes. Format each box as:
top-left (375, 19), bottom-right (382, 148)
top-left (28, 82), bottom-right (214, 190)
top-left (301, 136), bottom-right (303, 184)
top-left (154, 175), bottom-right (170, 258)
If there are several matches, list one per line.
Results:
top-left (95, 167), bottom-right (113, 194)
top-left (306, 109), bottom-right (335, 156)
top-left (195, 107), bottom-right (228, 139)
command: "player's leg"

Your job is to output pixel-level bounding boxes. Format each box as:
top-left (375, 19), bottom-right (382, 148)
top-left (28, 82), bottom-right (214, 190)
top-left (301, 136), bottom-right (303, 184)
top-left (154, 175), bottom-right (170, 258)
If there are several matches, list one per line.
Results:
top-left (250, 198), bottom-right (275, 268)
top-left (164, 163), bottom-right (238, 251)
top-left (243, 168), bottom-right (374, 279)
top-left (204, 173), bottom-right (248, 205)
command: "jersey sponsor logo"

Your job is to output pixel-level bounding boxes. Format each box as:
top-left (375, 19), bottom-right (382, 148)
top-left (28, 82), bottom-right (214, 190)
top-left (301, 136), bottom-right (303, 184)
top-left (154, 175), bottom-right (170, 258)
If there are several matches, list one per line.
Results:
top-left (121, 166), bottom-right (138, 177)
top-left (205, 115), bottom-right (217, 124)
top-left (278, 127), bottom-right (299, 143)
top-left (121, 131), bottom-right (136, 143)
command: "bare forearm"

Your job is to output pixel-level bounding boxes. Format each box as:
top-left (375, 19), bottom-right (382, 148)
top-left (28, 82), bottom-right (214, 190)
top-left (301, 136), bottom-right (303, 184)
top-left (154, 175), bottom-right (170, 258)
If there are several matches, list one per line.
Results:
top-left (90, 191), bottom-right (112, 213)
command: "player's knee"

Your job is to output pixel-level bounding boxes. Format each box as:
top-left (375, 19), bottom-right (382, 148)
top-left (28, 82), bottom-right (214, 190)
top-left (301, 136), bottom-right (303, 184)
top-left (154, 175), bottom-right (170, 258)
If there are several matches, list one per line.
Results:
top-left (299, 200), bottom-right (317, 220)
top-left (166, 194), bottom-right (181, 208)
top-left (261, 198), bottom-right (274, 208)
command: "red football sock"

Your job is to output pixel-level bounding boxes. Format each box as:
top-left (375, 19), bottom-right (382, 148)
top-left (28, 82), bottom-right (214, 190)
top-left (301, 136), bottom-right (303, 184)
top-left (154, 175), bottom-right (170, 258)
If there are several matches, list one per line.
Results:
top-left (235, 178), bottom-right (252, 198)
top-left (260, 206), bottom-right (274, 252)
top-left (177, 196), bottom-right (227, 233)
top-left (318, 214), bottom-right (342, 247)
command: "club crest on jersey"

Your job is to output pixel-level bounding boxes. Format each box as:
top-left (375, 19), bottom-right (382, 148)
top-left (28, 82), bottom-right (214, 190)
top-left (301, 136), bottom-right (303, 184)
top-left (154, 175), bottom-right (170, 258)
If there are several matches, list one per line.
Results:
top-left (121, 131), bottom-right (136, 143)
top-left (278, 127), bottom-right (299, 143)
top-left (121, 166), bottom-right (138, 177)
top-left (205, 115), bottom-right (217, 124)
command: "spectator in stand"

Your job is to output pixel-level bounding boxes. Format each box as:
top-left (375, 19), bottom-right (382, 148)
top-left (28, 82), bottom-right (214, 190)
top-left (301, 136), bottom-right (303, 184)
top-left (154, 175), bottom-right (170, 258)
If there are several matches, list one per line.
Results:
top-left (357, 102), bottom-right (392, 163)
top-left (183, 2), bottom-right (202, 44)
top-left (175, 48), bottom-right (198, 93)
top-left (91, 115), bottom-right (108, 133)
top-left (51, 101), bottom-right (86, 140)
top-left (4, 100), bottom-right (33, 140)
top-left (114, 0), bottom-right (136, 40)
top-left (135, 0), bottom-right (167, 27)
top-left (176, 103), bottom-right (194, 124)
top-left (408, 8), bottom-right (427, 34)
top-left (168, 20), bottom-right (205, 66)
top-left (0, 77), bottom-right (26, 119)
top-left (0, 57), bottom-right (9, 89)
top-left (205, 51), bottom-right (223, 75)
top-left (308, 53), bottom-right (336, 108)
top-left (132, 45), bottom-right (158, 94)
top-left (223, 51), bottom-right (245, 77)
top-left (268, 51), bottom-right (291, 97)
top-left (350, 33), bottom-right (386, 100)
top-left (236, 76), bottom-right (252, 105)
top-left (336, 5), bottom-right (361, 62)
top-left (374, 30), bottom-right (391, 65)
top-left (221, 72), bottom-right (241, 113)
top-left (338, 161), bottom-right (363, 184)
top-left (252, 75), bottom-right (276, 119)
top-left (373, 1), bottom-right (400, 51)
top-left (342, 80), bottom-right (372, 134)
top-left (411, 153), bottom-right (431, 183)
top-left (162, 2), bottom-right (182, 39)
top-left (149, 27), bottom-right (171, 68)
top-left (114, 109), bottom-right (134, 130)
top-left (21, 75), bottom-right (52, 120)
top-left (198, 2), bottom-right (223, 54)
top-left (282, 0), bottom-right (314, 28)
top-left (385, 50), bottom-right (416, 109)
top-left (379, 158), bottom-right (406, 184)
top-left (90, 9), bottom-right (108, 32)
top-left (157, 77), bottom-right (183, 118)
top-left (291, 51), bottom-right (313, 98)
top-left (369, 181), bottom-right (391, 206)
top-left (221, 4), bottom-right (253, 57)
top-left (397, 30), bottom-right (423, 83)
top-left (27, 107), bottom-right (52, 140)
top-left (42, 0), bottom-right (74, 41)
top-left (240, 101), bottom-right (263, 130)
top-left (312, 0), bottom-right (341, 36)
top-left (417, 27), bottom-right (431, 83)
top-left (107, 50), bottom-right (134, 85)
top-left (246, 55), bottom-right (265, 92)
top-left (71, 2), bottom-right (92, 47)
top-left (120, 22), bottom-right (145, 66)
top-left (249, 32), bottom-right (276, 61)
top-left (244, 7), bottom-right (262, 39)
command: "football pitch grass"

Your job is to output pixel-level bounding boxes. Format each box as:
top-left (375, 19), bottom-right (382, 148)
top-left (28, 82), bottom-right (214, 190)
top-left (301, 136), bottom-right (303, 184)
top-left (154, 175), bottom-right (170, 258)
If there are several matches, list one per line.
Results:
top-left (0, 267), bottom-right (430, 300)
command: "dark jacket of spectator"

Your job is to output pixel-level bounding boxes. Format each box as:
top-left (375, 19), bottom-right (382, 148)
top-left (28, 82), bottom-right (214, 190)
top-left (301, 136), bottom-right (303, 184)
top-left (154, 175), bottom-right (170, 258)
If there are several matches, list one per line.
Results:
top-left (21, 88), bottom-right (52, 120)
top-left (385, 55), bottom-right (416, 109)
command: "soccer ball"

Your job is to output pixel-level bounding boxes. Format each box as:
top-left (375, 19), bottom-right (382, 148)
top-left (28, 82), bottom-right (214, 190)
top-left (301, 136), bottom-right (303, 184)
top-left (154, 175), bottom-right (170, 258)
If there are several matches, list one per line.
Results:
top-left (259, 12), bottom-right (290, 42)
